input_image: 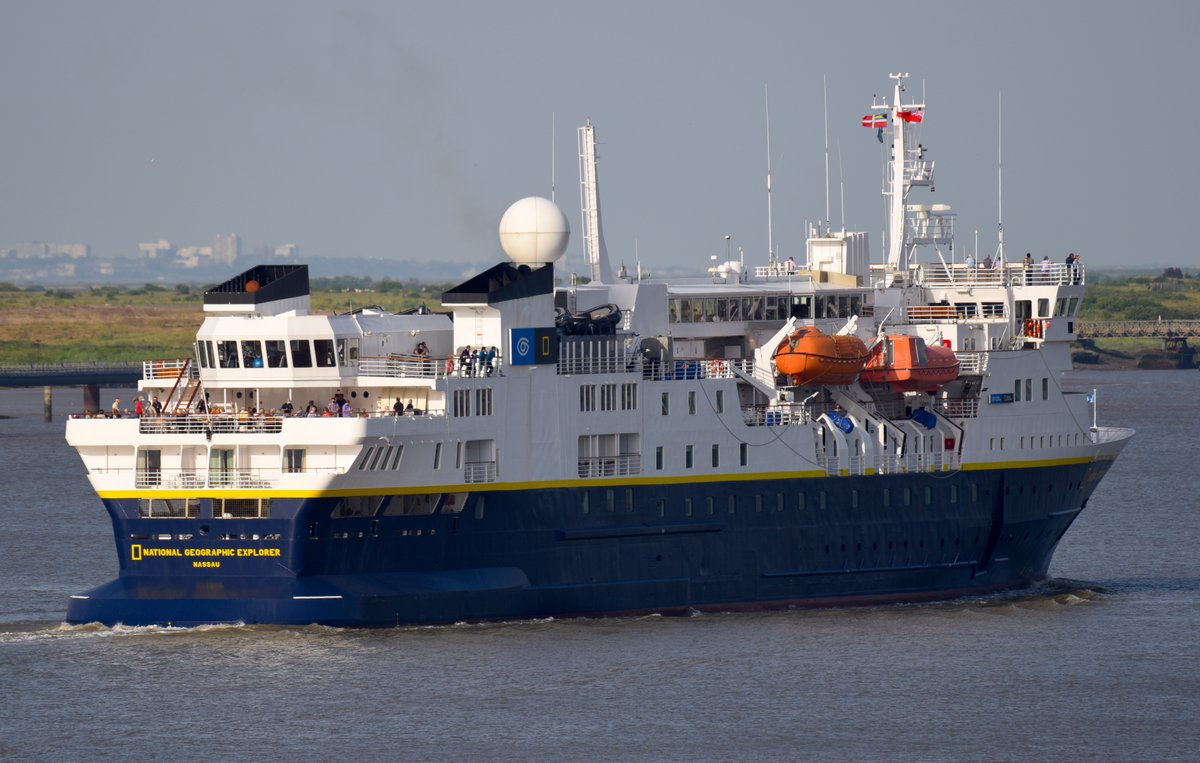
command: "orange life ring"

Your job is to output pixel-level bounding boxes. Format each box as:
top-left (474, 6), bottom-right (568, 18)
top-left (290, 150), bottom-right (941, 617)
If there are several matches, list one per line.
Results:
top-left (445, 358), bottom-right (454, 374)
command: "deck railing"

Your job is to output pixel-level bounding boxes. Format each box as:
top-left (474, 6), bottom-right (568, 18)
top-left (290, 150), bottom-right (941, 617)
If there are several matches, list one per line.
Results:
top-left (463, 460), bottom-right (498, 484)
top-left (576, 454), bottom-right (642, 478)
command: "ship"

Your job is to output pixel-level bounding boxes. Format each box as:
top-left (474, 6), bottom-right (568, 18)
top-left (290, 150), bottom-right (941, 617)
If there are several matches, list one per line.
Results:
top-left (64, 74), bottom-right (1133, 627)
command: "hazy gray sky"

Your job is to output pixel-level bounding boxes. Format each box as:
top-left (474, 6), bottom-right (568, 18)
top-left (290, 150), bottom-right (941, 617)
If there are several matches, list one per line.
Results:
top-left (1, 0), bottom-right (1196, 273)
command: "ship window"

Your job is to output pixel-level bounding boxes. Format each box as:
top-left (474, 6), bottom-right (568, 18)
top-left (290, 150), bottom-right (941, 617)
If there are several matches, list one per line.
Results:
top-left (138, 498), bottom-right (200, 518)
top-left (289, 339), bottom-right (312, 368)
top-left (661, 392), bottom-right (670, 416)
top-left (678, 299), bottom-right (690, 323)
top-left (284, 448), bottom-right (305, 473)
top-left (688, 391), bottom-right (696, 415)
top-left (606, 489), bottom-right (615, 513)
top-left (454, 389), bottom-right (471, 417)
top-left (727, 298), bottom-right (741, 321)
top-left (712, 444), bottom-right (720, 468)
top-left (217, 498), bottom-right (271, 519)
top-left (1068, 297), bottom-right (1080, 315)
top-left (706, 496), bottom-right (714, 515)
top-left (903, 487), bottom-right (912, 506)
top-left (656, 499), bottom-right (665, 517)
top-left (440, 492), bottom-right (467, 514)
top-left (1014, 379), bottom-right (1022, 402)
top-left (314, 339), bottom-right (336, 367)
top-left (755, 495), bottom-right (763, 513)
top-left (668, 299), bottom-right (680, 323)
top-left (1054, 297), bottom-right (1067, 317)
top-left (196, 342), bottom-right (208, 368)
top-left (797, 492), bottom-right (806, 511)
top-left (217, 340), bottom-right (239, 368)
top-left (475, 496), bottom-right (485, 519)
top-left (684, 498), bottom-right (693, 517)
top-left (433, 442), bottom-right (443, 469)
top-left (1025, 378), bottom-right (1032, 401)
top-left (950, 485), bottom-right (958, 504)
top-left (716, 298), bottom-right (728, 321)
top-left (475, 388), bottom-right (493, 416)
top-left (621, 383), bottom-right (638, 410)
top-left (715, 389), bottom-right (725, 414)
top-left (971, 484), bottom-right (979, 502)
top-left (336, 338), bottom-right (359, 367)
top-left (1038, 298), bottom-right (1050, 318)
top-left (265, 340), bottom-right (288, 368)
top-left (581, 492), bottom-right (589, 514)
top-left (337, 495), bottom-right (382, 517)
top-left (383, 495), bottom-right (435, 516)
top-left (728, 495), bottom-right (737, 514)
top-left (851, 489), bottom-right (859, 509)
top-left (791, 296), bottom-right (812, 320)
top-left (1042, 378), bottom-right (1049, 400)
top-left (241, 340), bottom-right (264, 369)
top-left (685, 445), bottom-right (694, 469)
top-left (655, 446), bottom-right (664, 470)
top-left (777, 493), bottom-right (785, 512)
top-left (625, 489), bottom-right (634, 512)
top-left (136, 449), bottom-right (162, 487)
top-left (691, 300), bottom-right (703, 323)
top-left (924, 486), bottom-right (932, 505)
top-left (740, 442), bottom-right (748, 466)
top-left (819, 491), bottom-right (827, 510)
top-left (456, 442), bottom-right (462, 469)
top-left (883, 487), bottom-right (891, 507)
top-left (703, 299), bottom-right (716, 322)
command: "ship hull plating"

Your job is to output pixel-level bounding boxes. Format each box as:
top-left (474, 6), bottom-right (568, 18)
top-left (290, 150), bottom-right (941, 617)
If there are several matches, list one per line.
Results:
top-left (66, 460), bottom-right (1114, 627)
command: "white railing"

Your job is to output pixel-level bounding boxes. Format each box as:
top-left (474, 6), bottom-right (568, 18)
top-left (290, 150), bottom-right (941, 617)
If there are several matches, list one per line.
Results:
top-left (917, 262), bottom-right (1085, 289)
top-left (934, 397), bottom-right (980, 419)
top-left (358, 355), bottom-right (451, 379)
top-left (576, 454), bottom-right (642, 478)
top-left (143, 358), bottom-right (195, 381)
top-left (954, 352), bottom-right (988, 376)
top-left (463, 460), bottom-right (497, 484)
top-left (93, 466), bottom-right (345, 490)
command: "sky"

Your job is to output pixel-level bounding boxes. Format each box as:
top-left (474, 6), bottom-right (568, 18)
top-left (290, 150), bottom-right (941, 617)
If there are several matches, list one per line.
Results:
top-left (1, 0), bottom-right (1197, 275)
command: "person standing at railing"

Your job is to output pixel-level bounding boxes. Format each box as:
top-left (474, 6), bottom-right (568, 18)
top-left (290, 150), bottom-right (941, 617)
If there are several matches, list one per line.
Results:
top-left (1040, 255), bottom-right (1051, 284)
top-left (1023, 253), bottom-right (1034, 285)
top-left (111, 398), bottom-right (121, 418)
top-left (134, 396), bottom-right (145, 417)
top-left (393, 397), bottom-right (404, 416)
top-left (151, 396), bottom-right (163, 416)
top-left (280, 399), bottom-right (293, 416)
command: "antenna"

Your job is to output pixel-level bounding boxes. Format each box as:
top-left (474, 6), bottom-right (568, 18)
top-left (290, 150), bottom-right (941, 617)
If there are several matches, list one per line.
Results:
top-left (837, 139), bottom-right (846, 230)
top-left (996, 91), bottom-right (1005, 263)
top-left (764, 83), bottom-right (775, 267)
top-left (823, 75), bottom-right (831, 232)
top-left (551, 112), bottom-right (556, 203)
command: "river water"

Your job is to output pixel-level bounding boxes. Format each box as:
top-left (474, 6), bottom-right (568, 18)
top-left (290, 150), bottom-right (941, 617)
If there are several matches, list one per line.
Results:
top-left (1, 371), bottom-right (1196, 761)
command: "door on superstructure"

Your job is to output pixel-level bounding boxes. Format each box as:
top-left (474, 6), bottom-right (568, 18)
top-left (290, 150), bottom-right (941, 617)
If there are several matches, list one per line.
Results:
top-left (209, 447), bottom-right (235, 487)
top-left (136, 449), bottom-right (161, 488)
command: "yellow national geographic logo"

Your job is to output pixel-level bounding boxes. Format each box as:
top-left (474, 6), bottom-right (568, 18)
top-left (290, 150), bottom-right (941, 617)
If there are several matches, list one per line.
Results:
top-left (131, 544), bottom-right (141, 561)
top-left (130, 545), bottom-right (280, 562)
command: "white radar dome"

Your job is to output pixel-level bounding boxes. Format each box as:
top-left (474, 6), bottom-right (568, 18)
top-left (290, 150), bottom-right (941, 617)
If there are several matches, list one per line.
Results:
top-left (498, 196), bottom-right (569, 265)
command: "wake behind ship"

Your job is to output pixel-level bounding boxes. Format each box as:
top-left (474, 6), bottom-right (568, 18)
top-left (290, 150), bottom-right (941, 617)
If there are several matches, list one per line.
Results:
top-left (65, 75), bottom-right (1132, 627)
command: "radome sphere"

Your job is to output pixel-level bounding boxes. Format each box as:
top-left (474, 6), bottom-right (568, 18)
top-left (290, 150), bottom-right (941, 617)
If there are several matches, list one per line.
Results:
top-left (498, 197), bottom-right (569, 264)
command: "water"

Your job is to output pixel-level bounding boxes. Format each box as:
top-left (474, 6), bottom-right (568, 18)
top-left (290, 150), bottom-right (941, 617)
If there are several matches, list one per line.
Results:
top-left (1, 372), bottom-right (1197, 761)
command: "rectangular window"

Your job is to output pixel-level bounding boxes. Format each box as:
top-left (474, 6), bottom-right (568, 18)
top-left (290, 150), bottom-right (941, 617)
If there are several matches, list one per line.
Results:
top-left (819, 490), bottom-right (827, 510)
top-left (656, 498), bottom-right (665, 517)
top-left (580, 384), bottom-right (596, 412)
top-left (581, 492), bottom-right (589, 514)
top-left (655, 446), bottom-right (664, 470)
top-left (685, 445), bottom-right (694, 469)
top-left (625, 488), bottom-right (633, 512)
top-left (1025, 378), bottom-right (1032, 402)
top-left (950, 484), bottom-right (959, 504)
top-left (289, 339), bottom-right (312, 368)
top-left (883, 487), bottom-right (891, 507)
top-left (661, 392), bottom-right (670, 416)
top-left (265, 340), bottom-right (288, 368)
top-left (706, 496), bottom-right (714, 516)
top-left (240, 340), bottom-right (263, 369)
top-left (715, 390), bottom-right (724, 414)
top-left (453, 389), bottom-right (471, 417)
top-left (217, 340), bottom-right (239, 368)
top-left (851, 489), bottom-right (859, 509)
top-left (776, 493), bottom-right (785, 512)
top-left (740, 442), bottom-right (748, 466)
top-left (455, 442), bottom-right (463, 469)
top-left (1014, 379), bottom-right (1022, 402)
top-left (684, 498), bottom-right (693, 517)
top-left (621, 383), bottom-right (638, 410)
top-left (433, 442), bottom-right (443, 469)
top-left (1042, 378), bottom-right (1049, 401)
top-left (728, 495), bottom-right (737, 514)
top-left (797, 492), bottom-right (806, 511)
top-left (711, 444), bottom-right (720, 468)
top-left (688, 391), bottom-right (696, 415)
top-left (475, 495), bottom-right (486, 520)
top-left (605, 489), bottom-right (614, 513)
top-left (755, 495), bottom-right (763, 513)
top-left (903, 487), bottom-right (912, 506)
top-left (284, 448), bottom-right (305, 473)
top-left (1037, 298), bottom-right (1050, 317)
top-left (314, 339), bottom-right (336, 367)
top-left (600, 383), bottom-right (617, 411)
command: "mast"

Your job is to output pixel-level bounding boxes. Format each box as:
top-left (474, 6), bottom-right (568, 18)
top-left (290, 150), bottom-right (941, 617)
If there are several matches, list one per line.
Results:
top-left (765, 83), bottom-right (775, 267)
top-left (578, 120), bottom-right (613, 283)
top-left (885, 73), bottom-right (908, 270)
top-left (996, 91), bottom-right (1005, 263)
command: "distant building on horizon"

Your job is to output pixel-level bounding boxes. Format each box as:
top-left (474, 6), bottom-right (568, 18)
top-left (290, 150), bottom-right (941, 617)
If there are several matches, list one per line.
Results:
top-left (138, 240), bottom-right (175, 260)
top-left (213, 233), bottom-right (240, 266)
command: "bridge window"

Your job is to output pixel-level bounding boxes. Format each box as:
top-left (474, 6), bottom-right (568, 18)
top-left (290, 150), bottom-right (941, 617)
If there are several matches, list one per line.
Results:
top-left (314, 339), bottom-right (336, 367)
top-left (241, 340), bottom-right (263, 369)
top-left (1038, 298), bottom-right (1050, 318)
top-left (289, 339), bottom-right (313, 368)
top-left (284, 448), bottom-right (305, 473)
top-left (217, 340), bottom-right (239, 368)
top-left (265, 340), bottom-right (288, 368)
top-left (1068, 297), bottom-right (1080, 315)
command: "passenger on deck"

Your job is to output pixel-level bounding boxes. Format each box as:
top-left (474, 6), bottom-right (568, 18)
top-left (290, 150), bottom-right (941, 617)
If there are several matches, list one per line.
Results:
top-left (405, 400), bottom-right (415, 415)
top-left (280, 399), bottom-right (294, 416)
top-left (111, 398), bottom-right (121, 418)
top-left (393, 397), bottom-right (404, 416)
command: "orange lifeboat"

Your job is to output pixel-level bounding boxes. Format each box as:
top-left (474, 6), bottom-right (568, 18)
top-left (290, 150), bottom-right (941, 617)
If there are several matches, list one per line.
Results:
top-left (772, 326), bottom-right (868, 386)
top-left (861, 335), bottom-right (960, 393)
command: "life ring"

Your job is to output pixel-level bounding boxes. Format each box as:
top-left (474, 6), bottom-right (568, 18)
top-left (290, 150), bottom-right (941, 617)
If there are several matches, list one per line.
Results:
top-left (445, 358), bottom-right (454, 374)
top-left (709, 360), bottom-right (722, 377)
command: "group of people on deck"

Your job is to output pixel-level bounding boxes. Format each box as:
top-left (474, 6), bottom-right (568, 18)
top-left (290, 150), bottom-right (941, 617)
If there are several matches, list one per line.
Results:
top-left (457, 346), bottom-right (498, 377)
top-left (958, 251), bottom-right (1082, 286)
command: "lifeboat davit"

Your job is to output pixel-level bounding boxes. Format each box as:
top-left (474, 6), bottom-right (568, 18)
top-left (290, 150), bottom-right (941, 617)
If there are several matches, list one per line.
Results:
top-left (772, 326), bottom-right (868, 386)
top-left (861, 335), bottom-right (960, 393)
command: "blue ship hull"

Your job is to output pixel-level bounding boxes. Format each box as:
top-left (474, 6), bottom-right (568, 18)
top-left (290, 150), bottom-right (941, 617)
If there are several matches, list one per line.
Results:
top-left (66, 460), bottom-right (1113, 627)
